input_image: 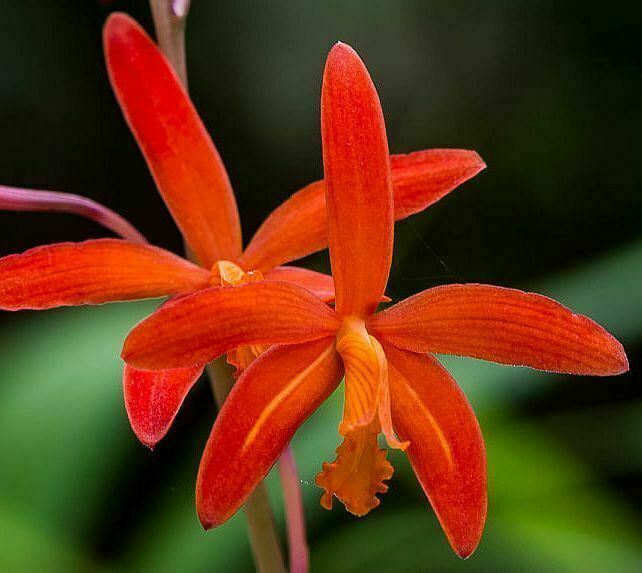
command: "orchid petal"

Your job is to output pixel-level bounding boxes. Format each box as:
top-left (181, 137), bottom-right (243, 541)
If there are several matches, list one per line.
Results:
top-left (369, 284), bottom-right (629, 375)
top-left (197, 339), bottom-right (343, 528)
top-left (238, 181), bottom-right (326, 272)
top-left (385, 344), bottom-right (486, 559)
top-left (322, 43), bottom-right (393, 317)
top-left (239, 149), bottom-right (484, 273)
top-left (390, 149), bottom-right (486, 218)
top-left (104, 13), bottom-right (242, 266)
top-left (122, 282), bottom-right (340, 370)
top-left (0, 239), bottom-right (210, 311)
top-left (0, 184), bottom-right (147, 245)
top-left (263, 266), bottom-right (335, 302)
top-left (123, 364), bottom-right (204, 449)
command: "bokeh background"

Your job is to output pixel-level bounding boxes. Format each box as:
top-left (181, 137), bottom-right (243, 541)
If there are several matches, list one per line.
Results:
top-left (0, 1), bottom-right (640, 571)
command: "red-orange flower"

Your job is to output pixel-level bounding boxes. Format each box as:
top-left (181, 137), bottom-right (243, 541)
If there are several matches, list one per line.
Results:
top-left (0, 14), bottom-right (484, 449)
top-left (122, 42), bottom-right (628, 558)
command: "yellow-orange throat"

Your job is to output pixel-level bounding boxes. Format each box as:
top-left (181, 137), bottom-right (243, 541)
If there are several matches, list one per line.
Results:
top-left (210, 260), bottom-right (267, 374)
top-left (316, 316), bottom-right (408, 516)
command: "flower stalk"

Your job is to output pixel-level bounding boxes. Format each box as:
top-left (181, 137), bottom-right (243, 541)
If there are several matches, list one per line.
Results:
top-left (278, 448), bottom-right (309, 573)
top-left (207, 359), bottom-right (286, 573)
top-left (149, 0), bottom-right (188, 87)
top-left (148, 3), bottom-right (287, 572)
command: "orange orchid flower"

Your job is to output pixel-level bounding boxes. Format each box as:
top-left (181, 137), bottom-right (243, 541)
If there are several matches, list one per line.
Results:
top-left (121, 43), bottom-right (628, 558)
top-left (0, 13), bottom-right (484, 449)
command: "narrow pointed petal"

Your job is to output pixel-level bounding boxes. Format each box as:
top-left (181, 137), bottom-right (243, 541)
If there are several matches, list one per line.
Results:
top-left (0, 185), bottom-right (147, 244)
top-left (263, 266), bottom-right (335, 302)
top-left (322, 43), bottom-right (393, 316)
top-left (122, 282), bottom-right (340, 369)
top-left (239, 150), bottom-right (484, 272)
top-left (197, 339), bottom-right (343, 528)
top-left (390, 149), bottom-right (486, 218)
top-left (123, 364), bottom-right (204, 449)
top-left (238, 181), bottom-right (325, 272)
top-left (104, 13), bottom-right (241, 266)
top-left (369, 284), bottom-right (629, 375)
top-left (384, 344), bottom-right (486, 559)
top-left (0, 239), bottom-right (210, 311)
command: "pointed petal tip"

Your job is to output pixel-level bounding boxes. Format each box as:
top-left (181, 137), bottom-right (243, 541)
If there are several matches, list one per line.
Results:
top-left (197, 513), bottom-right (216, 531)
top-left (327, 41), bottom-right (361, 67)
top-left (455, 540), bottom-right (480, 560)
top-left (452, 149), bottom-right (487, 177)
top-left (590, 328), bottom-right (628, 376)
top-left (103, 13), bottom-right (143, 59)
top-left (331, 40), bottom-right (350, 51)
top-left (103, 11), bottom-right (135, 36)
top-left (142, 439), bottom-right (157, 452)
top-left (129, 424), bottom-right (160, 450)
top-left (471, 150), bottom-right (487, 171)
top-left (196, 486), bottom-right (232, 531)
top-left (446, 512), bottom-right (484, 559)
top-left (612, 342), bottom-right (629, 375)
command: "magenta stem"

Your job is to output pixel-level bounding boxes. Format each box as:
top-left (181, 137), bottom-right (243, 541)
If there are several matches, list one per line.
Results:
top-left (278, 446), bottom-right (310, 573)
top-left (0, 185), bottom-right (147, 245)
top-left (172, 0), bottom-right (191, 18)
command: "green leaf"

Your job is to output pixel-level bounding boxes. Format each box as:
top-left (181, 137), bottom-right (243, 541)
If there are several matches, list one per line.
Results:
top-left (0, 492), bottom-right (104, 572)
top-left (0, 302), bottom-right (156, 540)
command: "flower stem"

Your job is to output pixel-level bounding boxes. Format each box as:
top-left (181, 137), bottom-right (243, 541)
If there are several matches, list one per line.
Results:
top-left (148, 0), bottom-right (188, 87)
top-left (147, 4), bottom-right (289, 572)
top-left (207, 359), bottom-right (287, 573)
top-left (279, 448), bottom-right (310, 573)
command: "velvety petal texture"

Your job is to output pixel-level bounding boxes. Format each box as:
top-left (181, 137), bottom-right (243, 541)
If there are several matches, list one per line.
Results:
top-left (336, 325), bottom-right (381, 433)
top-left (263, 266), bottom-right (335, 302)
top-left (123, 364), bottom-right (204, 449)
top-left (390, 149), bottom-right (486, 218)
top-left (122, 282), bottom-right (340, 369)
top-left (322, 43), bottom-right (393, 317)
top-left (369, 284), bottom-right (628, 375)
top-left (0, 239), bottom-right (210, 310)
top-left (104, 13), bottom-right (241, 266)
top-left (238, 181), bottom-right (326, 272)
top-left (385, 345), bottom-right (486, 559)
top-left (197, 339), bottom-right (343, 528)
top-left (239, 149), bottom-right (484, 272)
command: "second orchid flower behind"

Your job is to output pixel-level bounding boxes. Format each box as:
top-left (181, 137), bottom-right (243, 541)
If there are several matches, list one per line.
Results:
top-left (122, 43), bottom-right (628, 558)
top-left (0, 13), bottom-right (484, 448)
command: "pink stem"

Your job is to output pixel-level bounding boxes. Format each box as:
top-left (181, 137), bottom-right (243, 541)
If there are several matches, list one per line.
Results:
top-left (278, 446), bottom-right (310, 573)
top-left (0, 184), bottom-right (147, 245)
top-left (172, 0), bottom-right (191, 18)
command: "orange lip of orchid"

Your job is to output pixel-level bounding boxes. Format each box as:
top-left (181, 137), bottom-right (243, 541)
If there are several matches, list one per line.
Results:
top-left (121, 42), bottom-right (628, 559)
top-left (0, 13), bottom-right (486, 450)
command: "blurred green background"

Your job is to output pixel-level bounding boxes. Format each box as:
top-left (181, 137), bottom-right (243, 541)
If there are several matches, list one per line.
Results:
top-left (0, 1), bottom-right (640, 571)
